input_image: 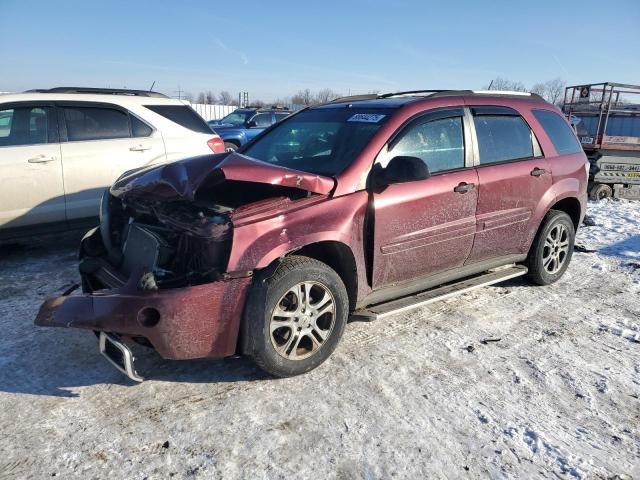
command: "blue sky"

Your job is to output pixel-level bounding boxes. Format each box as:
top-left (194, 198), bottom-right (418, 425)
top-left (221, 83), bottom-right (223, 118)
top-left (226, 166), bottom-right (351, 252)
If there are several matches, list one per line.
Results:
top-left (1, 0), bottom-right (639, 101)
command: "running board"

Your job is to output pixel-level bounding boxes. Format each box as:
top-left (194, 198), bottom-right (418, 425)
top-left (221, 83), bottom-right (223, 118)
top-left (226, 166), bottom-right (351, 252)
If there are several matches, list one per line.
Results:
top-left (351, 265), bottom-right (528, 322)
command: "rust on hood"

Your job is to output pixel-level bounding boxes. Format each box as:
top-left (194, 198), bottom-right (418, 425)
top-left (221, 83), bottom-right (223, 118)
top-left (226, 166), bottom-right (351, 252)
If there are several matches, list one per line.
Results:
top-left (110, 152), bottom-right (336, 202)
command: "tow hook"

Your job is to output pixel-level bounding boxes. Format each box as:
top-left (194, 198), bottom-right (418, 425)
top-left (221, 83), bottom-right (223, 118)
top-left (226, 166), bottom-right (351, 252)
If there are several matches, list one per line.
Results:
top-left (99, 332), bottom-right (144, 382)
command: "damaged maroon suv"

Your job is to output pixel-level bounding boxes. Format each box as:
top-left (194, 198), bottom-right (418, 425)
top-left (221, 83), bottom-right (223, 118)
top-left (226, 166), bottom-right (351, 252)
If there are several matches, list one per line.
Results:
top-left (36, 90), bottom-right (588, 380)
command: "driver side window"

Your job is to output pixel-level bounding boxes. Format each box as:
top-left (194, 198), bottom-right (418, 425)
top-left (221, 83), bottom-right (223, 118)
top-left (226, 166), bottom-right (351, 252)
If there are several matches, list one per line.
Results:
top-left (387, 116), bottom-right (465, 174)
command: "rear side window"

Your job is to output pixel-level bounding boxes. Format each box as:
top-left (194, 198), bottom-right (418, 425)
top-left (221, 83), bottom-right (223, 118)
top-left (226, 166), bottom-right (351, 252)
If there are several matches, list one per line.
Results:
top-left (252, 112), bottom-right (273, 128)
top-left (275, 113), bottom-right (290, 123)
top-left (63, 107), bottom-right (130, 141)
top-left (390, 116), bottom-right (464, 173)
top-left (0, 106), bottom-right (57, 146)
top-left (532, 109), bottom-right (582, 155)
top-left (145, 105), bottom-right (212, 134)
top-left (474, 115), bottom-right (534, 164)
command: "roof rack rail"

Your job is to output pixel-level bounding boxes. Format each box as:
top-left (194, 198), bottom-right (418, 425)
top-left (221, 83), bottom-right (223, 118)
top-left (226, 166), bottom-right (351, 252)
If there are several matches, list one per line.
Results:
top-left (25, 87), bottom-right (168, 98)
top-left (330, 94), bottom-right (380, 103)
top-left (472, 90), bottom-right (531, 96)
top-left (378, 89), bottom-right (452, 98)
top-left (241, 105), bottom-right (290, 111)
top-left (328, 89), bottom-right (546, 104)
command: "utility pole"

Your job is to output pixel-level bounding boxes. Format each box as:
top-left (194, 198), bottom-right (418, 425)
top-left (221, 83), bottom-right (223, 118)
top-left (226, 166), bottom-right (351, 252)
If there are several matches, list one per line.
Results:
top-left (174, 85), bottom-right (184, 100)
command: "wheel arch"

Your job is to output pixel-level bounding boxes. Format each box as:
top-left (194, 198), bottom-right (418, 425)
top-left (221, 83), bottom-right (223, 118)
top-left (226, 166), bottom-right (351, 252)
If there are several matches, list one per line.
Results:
top-left (549, 196), bottom-right (582, 230)
top-left (286, 241), bottom-right (358, 312)
top-left (223, 138), bottom-right (241, 148)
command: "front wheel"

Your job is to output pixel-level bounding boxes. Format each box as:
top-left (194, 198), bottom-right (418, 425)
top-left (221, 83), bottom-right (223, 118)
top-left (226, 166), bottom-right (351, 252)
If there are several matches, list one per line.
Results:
top-left (224, 141), bottom-right (238, 152)
top-left (526, 210), bottom-right (575, 285)
top-left (241, 256), bottom-right (348, 377)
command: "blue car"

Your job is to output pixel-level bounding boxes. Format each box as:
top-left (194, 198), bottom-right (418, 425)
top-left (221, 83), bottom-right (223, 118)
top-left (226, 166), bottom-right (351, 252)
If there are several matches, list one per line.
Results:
top-left (208, 107), bottom-right (291, 151)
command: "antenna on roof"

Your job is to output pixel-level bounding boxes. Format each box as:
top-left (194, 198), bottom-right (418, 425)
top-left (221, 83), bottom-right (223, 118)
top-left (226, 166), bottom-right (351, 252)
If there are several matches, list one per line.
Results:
top-left (488, 79), bottom-right (494, 90)
top-left (149, 80), bottom-right (156, 92)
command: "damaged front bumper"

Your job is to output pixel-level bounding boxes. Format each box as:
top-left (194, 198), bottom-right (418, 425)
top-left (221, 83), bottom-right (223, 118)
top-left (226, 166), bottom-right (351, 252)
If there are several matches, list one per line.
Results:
top-left (35, 260), bottom-right (252, 365)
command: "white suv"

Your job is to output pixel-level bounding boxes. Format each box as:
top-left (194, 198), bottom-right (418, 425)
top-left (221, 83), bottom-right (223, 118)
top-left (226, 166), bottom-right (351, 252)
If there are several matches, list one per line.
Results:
top-left (0, 87), bottom-right (225, 240)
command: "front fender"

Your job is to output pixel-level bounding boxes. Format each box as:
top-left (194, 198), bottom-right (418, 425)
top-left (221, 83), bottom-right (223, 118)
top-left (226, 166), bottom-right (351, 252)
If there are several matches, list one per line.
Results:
top-left (219, 130), bottom-right (246, 144)
top-left (226, 191), bottom-right (370, 295)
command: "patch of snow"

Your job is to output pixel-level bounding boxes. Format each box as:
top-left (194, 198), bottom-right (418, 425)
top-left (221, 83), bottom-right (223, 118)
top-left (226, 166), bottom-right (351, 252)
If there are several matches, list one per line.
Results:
top-left (0, 202), bottom-right (638, 479)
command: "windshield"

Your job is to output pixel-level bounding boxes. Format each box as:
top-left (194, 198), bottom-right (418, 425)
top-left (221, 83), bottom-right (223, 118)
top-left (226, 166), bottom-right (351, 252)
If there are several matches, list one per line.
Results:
top-left (217, 111), bottom-right (251, 127)
top-left (243, 108), bottom-right (393, 176)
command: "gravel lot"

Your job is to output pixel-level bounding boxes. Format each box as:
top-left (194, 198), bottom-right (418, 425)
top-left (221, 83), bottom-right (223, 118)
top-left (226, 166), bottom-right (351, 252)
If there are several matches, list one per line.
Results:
top-left (0, 200), bottom-right (639, 479)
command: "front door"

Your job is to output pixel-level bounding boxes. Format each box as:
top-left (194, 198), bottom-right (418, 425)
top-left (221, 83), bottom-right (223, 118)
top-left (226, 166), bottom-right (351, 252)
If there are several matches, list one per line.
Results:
top-left (0, 104), bottom-right (64, 229)
top-left (465, 106), bottom-right (552, 263)
top-left (372, 108), bottom-right (478, 289)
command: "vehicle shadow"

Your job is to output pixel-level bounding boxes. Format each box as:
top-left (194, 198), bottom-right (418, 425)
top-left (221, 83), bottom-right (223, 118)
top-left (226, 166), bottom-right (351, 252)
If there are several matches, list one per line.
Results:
top-left (0, 233), bottom-right (269, 398)
top-left (0, 324), bottom-right (269, 398)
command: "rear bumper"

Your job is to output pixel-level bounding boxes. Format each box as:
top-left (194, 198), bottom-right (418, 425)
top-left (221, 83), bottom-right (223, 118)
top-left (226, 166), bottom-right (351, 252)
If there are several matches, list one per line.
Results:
top-left (35, 273), bottom-right (252, 360)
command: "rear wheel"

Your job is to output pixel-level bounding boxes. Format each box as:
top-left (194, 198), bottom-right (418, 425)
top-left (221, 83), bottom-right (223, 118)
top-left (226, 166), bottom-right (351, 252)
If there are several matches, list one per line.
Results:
top-left (526, 210), bottom-right (575, 285)
top-left (241, 256), bottom-right (348, 377)
top-left (224, 141), bottom-right (238, 152)
top-left (589, 183), bottom-right (612, 201)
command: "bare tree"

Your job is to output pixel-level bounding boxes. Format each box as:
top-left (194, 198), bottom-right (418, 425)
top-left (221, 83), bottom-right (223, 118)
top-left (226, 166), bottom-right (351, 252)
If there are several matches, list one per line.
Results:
top-left (196, 92), bottom-right (206, 104)
top-left (291, 89), bottom-right (314, 106)
top-left (530, 82), bottom-right (547, 98)
top-left (218, 90), bottom-right (233, 105)
top-left (528, 78), bottom-right (566, 105)
top-left (182, 91), bottom-right (194, 102)
top-left (316, 88), bottom-right (339, 104)
top-left (485, 77), bottom-right (527, 92)
top-left (272, 97), bottom-right (292, 106)
top-left (205, 91), bottom-right (216, 104)
top-left (544, 78), bottom-right (566, 105)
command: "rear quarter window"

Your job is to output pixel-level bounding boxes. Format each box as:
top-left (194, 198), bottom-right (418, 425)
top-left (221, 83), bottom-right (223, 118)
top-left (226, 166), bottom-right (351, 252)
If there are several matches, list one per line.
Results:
top-left (145, 105), bottom-right (212, 134)
top-left (532, 109), bottom-right (582, 155)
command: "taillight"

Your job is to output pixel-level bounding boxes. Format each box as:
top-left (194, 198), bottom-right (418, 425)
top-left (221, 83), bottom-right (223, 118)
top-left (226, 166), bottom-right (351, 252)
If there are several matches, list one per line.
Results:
top-left (207, 136), bottom-right (225, 153)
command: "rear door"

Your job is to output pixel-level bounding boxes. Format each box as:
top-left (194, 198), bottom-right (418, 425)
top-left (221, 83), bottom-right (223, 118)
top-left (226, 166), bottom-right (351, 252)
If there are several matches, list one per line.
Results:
top-left (0, 103), bottom-right (64, 229)
top-left (59, 103), bottom-right (165, 220)
top-left (465, 106), bottom-right (551, 264)
top-left (372, 108), bottom-right (478, 289)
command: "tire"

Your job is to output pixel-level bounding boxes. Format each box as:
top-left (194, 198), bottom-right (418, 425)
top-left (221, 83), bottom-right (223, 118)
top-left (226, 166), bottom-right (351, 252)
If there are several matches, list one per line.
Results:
top-left (526, 210), bottom-right (575, 286)
top-left (589, 183), bottom-right (612, 201)
top-left (241, 256), bottom-right (348, 377)
top-left (224, 141), bottom-right (238, 152)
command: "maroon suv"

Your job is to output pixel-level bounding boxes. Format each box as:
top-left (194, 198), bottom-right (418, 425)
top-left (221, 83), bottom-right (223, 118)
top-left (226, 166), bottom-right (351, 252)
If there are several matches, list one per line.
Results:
top-left (36, 90), bottom-right (588, 380)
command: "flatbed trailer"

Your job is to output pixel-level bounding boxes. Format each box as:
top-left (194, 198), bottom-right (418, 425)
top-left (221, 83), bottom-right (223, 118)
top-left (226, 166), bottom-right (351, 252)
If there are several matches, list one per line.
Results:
top-left (563, 82), bottom-right (640, 200)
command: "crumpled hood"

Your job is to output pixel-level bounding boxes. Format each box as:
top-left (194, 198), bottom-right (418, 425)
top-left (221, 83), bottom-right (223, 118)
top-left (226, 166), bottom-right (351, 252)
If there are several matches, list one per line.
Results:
top-left (110, 152), bottom-right (336, 201)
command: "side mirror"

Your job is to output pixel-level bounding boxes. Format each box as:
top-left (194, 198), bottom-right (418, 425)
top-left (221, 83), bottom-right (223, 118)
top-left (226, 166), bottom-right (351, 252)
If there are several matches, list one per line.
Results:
top-left (246, 120), bottom-right (257, 128)
top-left (376, 156), bottom-right (430, 187)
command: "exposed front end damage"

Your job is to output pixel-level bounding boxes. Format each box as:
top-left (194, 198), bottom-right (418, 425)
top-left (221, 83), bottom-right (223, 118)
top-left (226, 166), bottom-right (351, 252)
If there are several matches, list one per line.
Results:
top-left (34, 153), bottom-right (335, 373)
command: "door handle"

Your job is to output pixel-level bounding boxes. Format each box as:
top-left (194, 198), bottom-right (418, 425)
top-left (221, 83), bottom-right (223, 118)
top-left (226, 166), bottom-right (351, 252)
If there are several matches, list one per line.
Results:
top-left (27, 155), bottom-right (57, 163)
top-left (530, 167), bottom-right (546, 177)
top-left (129, 144), bottom-right (152, 151)
top-left (453, 182), bottom-right (475, 193)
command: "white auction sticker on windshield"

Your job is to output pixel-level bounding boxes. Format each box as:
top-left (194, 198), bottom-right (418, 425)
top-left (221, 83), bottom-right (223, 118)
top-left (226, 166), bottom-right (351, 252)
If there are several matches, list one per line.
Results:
top-left (347, 113), bottom-right (386, 123)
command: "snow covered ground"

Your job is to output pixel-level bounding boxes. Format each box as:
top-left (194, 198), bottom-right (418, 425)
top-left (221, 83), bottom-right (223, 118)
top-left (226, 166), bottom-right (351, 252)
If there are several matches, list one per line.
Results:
top-left (0, 200), bottom-right (638, 479)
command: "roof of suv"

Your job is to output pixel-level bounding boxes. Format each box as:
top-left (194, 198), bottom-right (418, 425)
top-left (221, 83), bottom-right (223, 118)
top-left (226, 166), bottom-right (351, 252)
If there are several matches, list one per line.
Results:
top-left (0, 87), bottom-right (187, 106)
top-left (316, 90), bottom-right (547, 110)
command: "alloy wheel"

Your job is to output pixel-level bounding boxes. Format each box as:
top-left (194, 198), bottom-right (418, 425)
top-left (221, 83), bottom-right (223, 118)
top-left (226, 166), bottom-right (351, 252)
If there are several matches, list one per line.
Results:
top-left (269, 281), bottom-right (336, 360)
top-left (542, 223), bottom-right (570, 274)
